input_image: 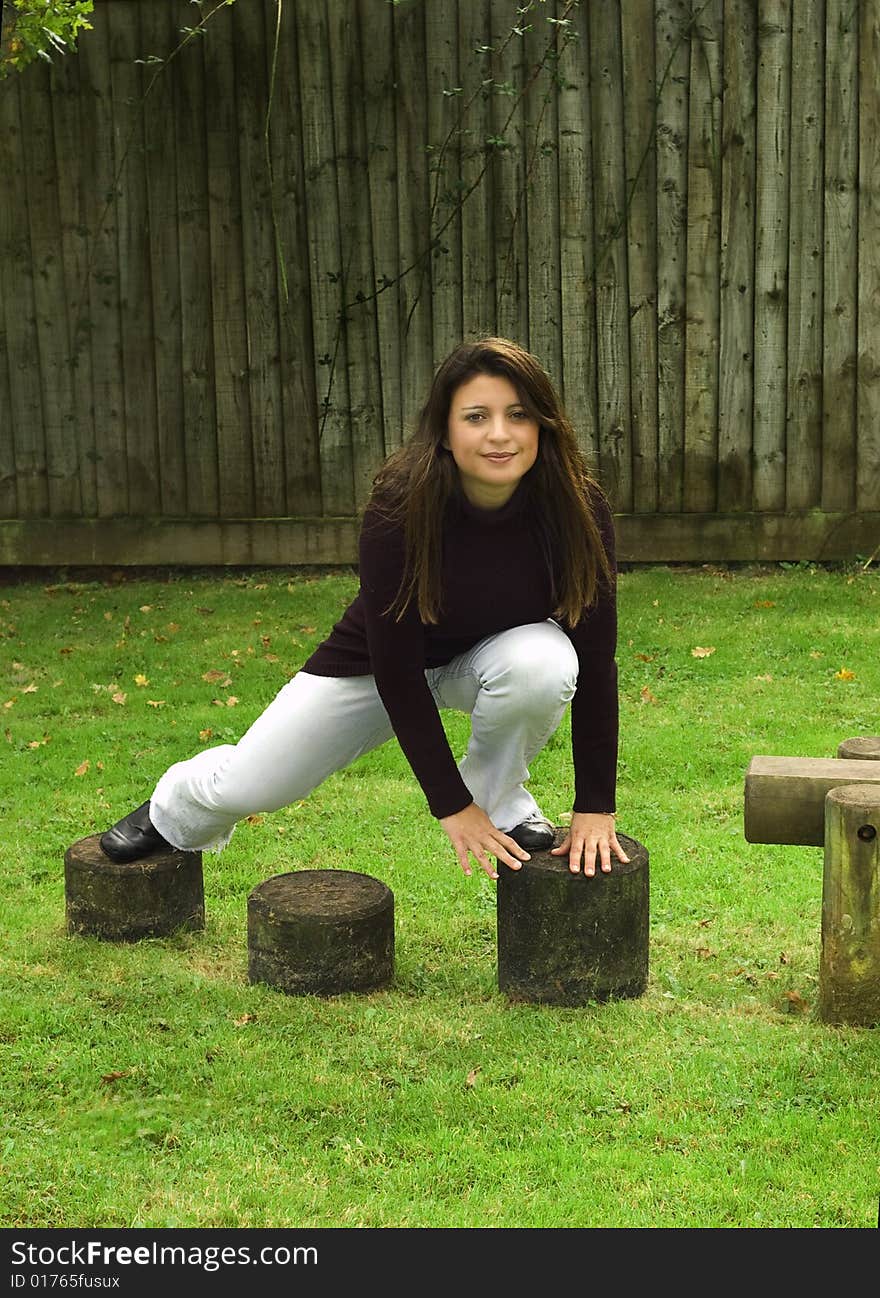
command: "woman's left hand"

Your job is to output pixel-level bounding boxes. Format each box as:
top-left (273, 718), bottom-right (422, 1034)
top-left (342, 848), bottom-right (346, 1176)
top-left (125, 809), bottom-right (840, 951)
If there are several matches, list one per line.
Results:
top-left (550, 812), bottom-right (630, 876)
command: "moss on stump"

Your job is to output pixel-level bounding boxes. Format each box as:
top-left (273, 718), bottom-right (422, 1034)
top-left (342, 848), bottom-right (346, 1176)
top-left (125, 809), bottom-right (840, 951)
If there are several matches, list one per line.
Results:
top-left (496, 828), bottom-right (649, 1005)
top-left (64, 834), bottom-right (205, 941)
top-left (247, 869), bottom-right (394, 996)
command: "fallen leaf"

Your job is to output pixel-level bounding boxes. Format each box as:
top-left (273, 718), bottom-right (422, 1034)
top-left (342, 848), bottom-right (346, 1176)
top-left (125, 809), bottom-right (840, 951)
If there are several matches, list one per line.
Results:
top-left (264, 653), bottom-right (279, 663)
top-left (695, 947), bottom-right (715, 959)
top-left (199, 729), bottom-right (213, 742)
top-left (465, 1067), bottom-right (481, 1088)
top-left (753, 600), bottom-right (775, 608)
top-left (225, 696), bottom-right (238, 707)
top-left (754, 673), bottom-right (773, 682)
top-left (75, 760), bottom-right (90, 776)
top-left (246, 814), bottom-right (263, 825)
top-left (640, 685), bottom-right (657, 704)
top-left (234, 1013), bottom-right (256, 1027)
top-left (779, 951), bottom-right (791, 965)
top-left (103, 612), bottom-right (113, 621)
top-left (809, 651), bottom-right (823, 659)
top-left (100, 1070), bottom-right (129, 1084)
top-left (111, 692), bottom-right (127, 705)
top-left (147, 700), bottom-right (165, 708)
top-left (635, 652), bottom-right (654, 662)
top-left (21, 683), bottom-right (38, 694)
top-left (134, 674), bottom-right (149, 687)
top-left (139, 605), bottom-right (153, 613)
top-left (301, 626), bottom-right (317, 635)
top-left (3, 700), bottom-right (14, 710)
top-left (167, 623), bottom-right (180, 633)
top-left (834, 668), bottom-right (855, 681)
top-left (201, 669), bottom-right (228, 683)
top-left (691, 646), bottom-right (716, 658)
top-left (780, 990), bottom-right (809, 1014)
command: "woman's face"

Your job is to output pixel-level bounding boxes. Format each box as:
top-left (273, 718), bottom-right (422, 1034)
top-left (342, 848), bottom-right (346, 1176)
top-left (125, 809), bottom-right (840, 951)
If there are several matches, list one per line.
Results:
top-left (443, 372), bottom-right (540, 509)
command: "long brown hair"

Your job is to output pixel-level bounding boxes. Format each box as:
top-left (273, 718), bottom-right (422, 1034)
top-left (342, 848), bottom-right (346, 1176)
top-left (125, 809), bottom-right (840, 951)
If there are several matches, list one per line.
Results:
top-left (370, 336), bottom-right (613, 626)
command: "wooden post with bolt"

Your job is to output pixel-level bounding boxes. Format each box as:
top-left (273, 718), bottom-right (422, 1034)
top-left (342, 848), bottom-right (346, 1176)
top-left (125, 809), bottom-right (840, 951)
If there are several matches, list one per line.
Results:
top-left (744, 737), bottom-right (880, 1026)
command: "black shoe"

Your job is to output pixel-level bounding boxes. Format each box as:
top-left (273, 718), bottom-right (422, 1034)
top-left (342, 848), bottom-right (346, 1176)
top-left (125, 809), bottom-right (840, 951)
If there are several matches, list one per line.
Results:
top-left (100, 801), bottom-right (172, 863)
top-left (507, 815), bottom-right (555, 852)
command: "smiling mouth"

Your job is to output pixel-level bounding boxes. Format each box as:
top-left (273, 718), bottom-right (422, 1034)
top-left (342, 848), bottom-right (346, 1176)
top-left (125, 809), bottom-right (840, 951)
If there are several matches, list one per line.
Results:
top-left (484, 453), bottom-right (515, 461)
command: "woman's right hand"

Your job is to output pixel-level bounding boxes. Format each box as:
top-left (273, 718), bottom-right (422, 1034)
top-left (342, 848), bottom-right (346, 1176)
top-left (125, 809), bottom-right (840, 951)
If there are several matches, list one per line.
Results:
top-left (439, 803), bottom-right (531, 879)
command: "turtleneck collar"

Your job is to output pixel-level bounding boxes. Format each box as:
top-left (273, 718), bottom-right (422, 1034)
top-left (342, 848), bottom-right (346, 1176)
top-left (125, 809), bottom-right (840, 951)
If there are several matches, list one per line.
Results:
top-left (450, 476), bottom-right (531, 526)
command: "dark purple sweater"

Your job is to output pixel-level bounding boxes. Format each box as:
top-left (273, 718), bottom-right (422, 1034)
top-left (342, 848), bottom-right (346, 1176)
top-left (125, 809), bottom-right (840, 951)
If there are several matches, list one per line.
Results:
top-left (303, 479), bottom-right (619, 821)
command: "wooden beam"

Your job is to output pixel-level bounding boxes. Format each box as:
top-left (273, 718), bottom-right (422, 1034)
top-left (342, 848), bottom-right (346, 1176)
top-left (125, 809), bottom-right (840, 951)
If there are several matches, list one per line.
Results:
top-left (744, 756), bottom-right (880, 846)
top-left (2, 510), bottom-right (879, 569)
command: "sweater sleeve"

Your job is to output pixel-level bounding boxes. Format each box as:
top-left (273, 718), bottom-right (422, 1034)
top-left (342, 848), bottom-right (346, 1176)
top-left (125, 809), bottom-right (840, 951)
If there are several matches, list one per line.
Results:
top-left (358, 507), bottom-right (474, 820)
top-left (564, 492), bottom-right (620, 814)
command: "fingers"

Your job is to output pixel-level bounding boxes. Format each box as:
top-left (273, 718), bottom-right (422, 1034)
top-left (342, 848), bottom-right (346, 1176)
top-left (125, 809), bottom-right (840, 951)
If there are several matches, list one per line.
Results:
top-left (563, 833), bottom-right (630, 876)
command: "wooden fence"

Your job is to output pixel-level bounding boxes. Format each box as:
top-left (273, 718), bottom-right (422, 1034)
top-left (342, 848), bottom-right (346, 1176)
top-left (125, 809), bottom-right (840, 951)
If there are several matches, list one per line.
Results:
top-left (0, 0), bottom-right (878, 566)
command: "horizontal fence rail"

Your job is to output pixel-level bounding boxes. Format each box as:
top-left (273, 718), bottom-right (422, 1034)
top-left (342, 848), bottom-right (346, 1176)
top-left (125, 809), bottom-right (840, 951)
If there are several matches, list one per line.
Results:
top-left (0, 0), bottom-right (878, 565)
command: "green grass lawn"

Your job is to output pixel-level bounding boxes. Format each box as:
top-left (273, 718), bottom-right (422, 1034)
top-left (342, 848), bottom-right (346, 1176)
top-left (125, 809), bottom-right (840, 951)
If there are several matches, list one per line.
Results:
top-left (1, 560), bottom-right (878, 1229)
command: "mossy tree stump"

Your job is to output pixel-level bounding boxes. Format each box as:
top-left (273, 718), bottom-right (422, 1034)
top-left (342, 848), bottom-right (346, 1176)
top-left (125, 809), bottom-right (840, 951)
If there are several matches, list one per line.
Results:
top-left (496, 829), bottom-right (649, 1005)
top-left (819, 785), bottom-right (880, 1027)
top-left (64, 835), bottom-right (204, 941)
top-left (247, 870), bottom-right (394, 996)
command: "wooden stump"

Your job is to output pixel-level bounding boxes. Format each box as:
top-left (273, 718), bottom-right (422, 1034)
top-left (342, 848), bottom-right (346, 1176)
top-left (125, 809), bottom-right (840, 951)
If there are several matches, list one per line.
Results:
top-left (247, 869), bottom-right (394, 996)
top-left (64, 834), bottom-right (205, 941)
top-left (496, 829), bottom-right (648, 1005)
top-left (819, 785), bottom-right (880, 1027)
top-left (837, 736), bottom-right (880, 762)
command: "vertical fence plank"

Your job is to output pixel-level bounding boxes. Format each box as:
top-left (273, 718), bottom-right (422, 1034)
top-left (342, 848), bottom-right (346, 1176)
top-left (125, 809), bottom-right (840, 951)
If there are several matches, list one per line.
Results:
top-left (857, 0), bottom-right (880, 512)
top-left (820, 0), bottom-right (858, 512)
top-left (0, 311), bottom-right (13, 516)
top-left (752, 0), bottom-right (789, 512)
top-left (654, 0), bottom-right (689, 513)
top-left (785, 0), bottom-right (824, 511)
top-left (358, 0), bottom-right (402, 456)
top-left (458, 0), bottom-right (495, 340)
top-left (0, 77), bottom-right (19, 517)
top-left (20, 62), bottom-right (81, 517)
top-left (683, 0), bottom-right (722, 513)
top-left (205, 2), bottom-right (254, 517)
top-left (0, 73), bottom-right (49, 517)
top-left (621, 0), bottom-right (658, 512)
top-left (590, 0), bottom-right (632, 510)
top-left (297, 0), bottom-right (354, 514)
top-left (173, 9), bottom-right (218, 518)
top-left (234, 0), bottom-right (285, 518)
top-left (108, 1), bottom-right (160, 517)
top-left (523, 5), bottom-right (562, 380)
top-left (177, 54), bottom-right (220, 511)
top-left (491, 1), bottom-right (528, 345)
top-left (329, 1), bottom-right (385, 508)
top-left (50, 48), bottom-right (97, 516)
top-left (822, 0), bottom-right (858, 512)
top-left (140, 0), bottom-right (186, 518)
top-left (425, 0), bottom-right (463, 366)
top-left (394, 0), bottom-right (434, 430)
top-left (717, 0), bottom-right (755, 512)
top-left (557, 0), bottom-right (597, 463)
top-left (268, 0), bottom-right (321, 513)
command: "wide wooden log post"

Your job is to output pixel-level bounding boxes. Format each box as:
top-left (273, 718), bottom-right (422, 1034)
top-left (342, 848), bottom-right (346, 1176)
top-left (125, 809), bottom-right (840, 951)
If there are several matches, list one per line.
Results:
top-left (819, 785), bottom-right (880, 1027)
top-left (837, 737), bottom-right (880, 762)
top-left (64, 835), bottom-right (205, 941)
top-left (496, 830), bottom-right (649, 1005)
top-left (247, 870), bottom-right (394, 996)
top-left (743, 756), bottom-right (880, 845)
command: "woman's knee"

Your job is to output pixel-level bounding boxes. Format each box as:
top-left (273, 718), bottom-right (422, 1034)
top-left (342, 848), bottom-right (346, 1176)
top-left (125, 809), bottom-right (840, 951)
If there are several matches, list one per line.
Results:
top-left (480, 621), bottom-right (578, 704)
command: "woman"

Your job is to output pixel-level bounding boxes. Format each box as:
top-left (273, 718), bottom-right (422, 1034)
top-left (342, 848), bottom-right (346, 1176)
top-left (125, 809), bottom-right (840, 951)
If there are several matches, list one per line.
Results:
top-left (100, 337), bottom-right (629, 880)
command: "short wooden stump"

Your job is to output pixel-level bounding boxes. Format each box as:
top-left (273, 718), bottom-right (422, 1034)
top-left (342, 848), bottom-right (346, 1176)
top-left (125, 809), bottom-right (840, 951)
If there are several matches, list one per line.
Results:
top-left (64, 834), bottom-right (205, 941)
top-left (497, 829), bottom-right (648, 1005)
top-left (247, 869), bottom-right (394, 996)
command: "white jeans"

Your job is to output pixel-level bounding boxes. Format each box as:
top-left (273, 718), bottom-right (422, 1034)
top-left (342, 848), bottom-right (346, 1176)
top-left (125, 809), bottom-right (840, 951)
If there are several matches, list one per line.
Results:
top-left (149, 619), bottom-right (579, 852)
